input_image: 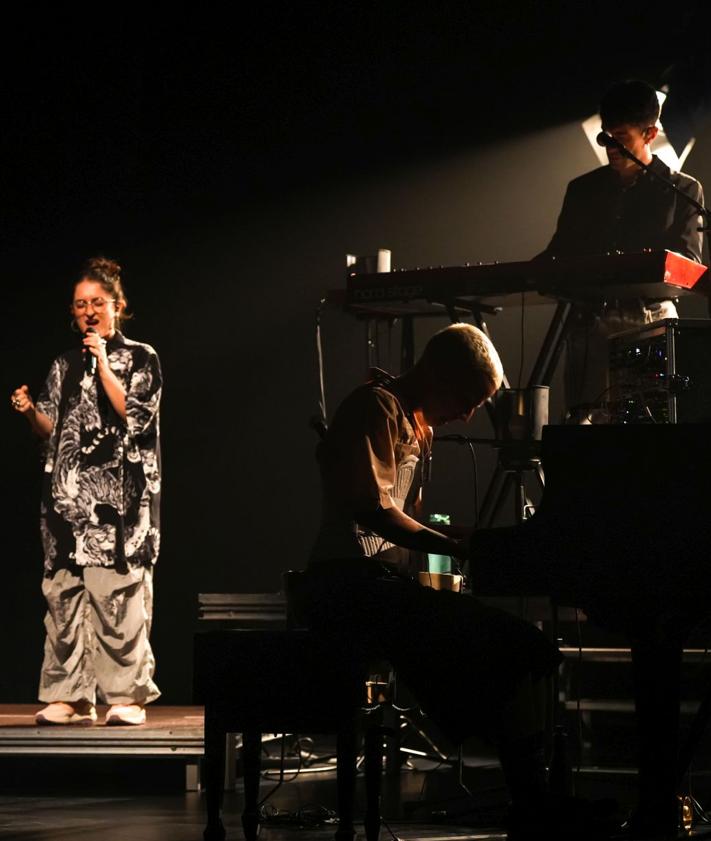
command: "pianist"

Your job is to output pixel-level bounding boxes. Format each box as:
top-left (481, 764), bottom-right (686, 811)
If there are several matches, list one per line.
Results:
top-left (541, 79), bottom-right (705, 415)
top-left (302, 324), bottom-right (566, 835)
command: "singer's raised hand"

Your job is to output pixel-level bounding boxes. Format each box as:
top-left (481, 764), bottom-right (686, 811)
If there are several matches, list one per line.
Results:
top-left (10, 384), bottom-right (34, 415)
top-left (10, 384), bottom-right (52, 438)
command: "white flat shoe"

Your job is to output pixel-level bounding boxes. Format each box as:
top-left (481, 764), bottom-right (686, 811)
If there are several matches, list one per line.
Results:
top-left (105, 704), bottom-right (146, 726)
top-left (35, 701), bottom-right (97, 726)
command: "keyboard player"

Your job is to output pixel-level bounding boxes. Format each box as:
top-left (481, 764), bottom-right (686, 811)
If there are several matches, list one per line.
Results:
top-left (301, 324), bottom-right (608, 838)
top-left (540, 79), bottom-right (706, 417)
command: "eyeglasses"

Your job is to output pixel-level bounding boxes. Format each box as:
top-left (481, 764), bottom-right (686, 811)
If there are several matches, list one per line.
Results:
top-left (72, 297), bottom-right (115, 312)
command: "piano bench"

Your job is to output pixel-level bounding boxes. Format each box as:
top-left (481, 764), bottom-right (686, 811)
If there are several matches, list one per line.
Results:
top-left (194, 628), bottom-right (381, 841)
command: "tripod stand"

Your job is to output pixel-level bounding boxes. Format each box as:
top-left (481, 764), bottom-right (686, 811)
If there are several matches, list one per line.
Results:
top-left (478, 442), bottom-right (544, 528)
top-left (478, 385), bottom-right (549, 528)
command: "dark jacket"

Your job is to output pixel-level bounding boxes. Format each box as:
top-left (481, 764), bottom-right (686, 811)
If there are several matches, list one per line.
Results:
top-left (543, 156), bottom-right (705, 262)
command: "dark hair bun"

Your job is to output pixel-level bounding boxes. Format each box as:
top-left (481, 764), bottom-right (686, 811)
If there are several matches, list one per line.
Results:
top-left (82, 256), bottom-right (121, 285)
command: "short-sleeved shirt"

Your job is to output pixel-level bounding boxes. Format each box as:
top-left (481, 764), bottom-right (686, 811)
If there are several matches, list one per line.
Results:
top-left (310, 369), bottom-right (431, 562)
top-left (36, 331), bottom-right (162, 572)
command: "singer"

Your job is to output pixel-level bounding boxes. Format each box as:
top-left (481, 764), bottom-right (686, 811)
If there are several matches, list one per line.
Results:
top-left (540, 79), bottom-right (705, 415)
top-left (10, 256), bottom-right (162, 726)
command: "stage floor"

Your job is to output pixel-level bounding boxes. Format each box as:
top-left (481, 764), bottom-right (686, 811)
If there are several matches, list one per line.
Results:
top-left (3, 705), bottom-right (711, 840)
top-left (4, 774), bottom-right (711, 841)
top-left (1, 792), bottom-right (507, 841)
top-left (0, 714), bottom-right (514, 840)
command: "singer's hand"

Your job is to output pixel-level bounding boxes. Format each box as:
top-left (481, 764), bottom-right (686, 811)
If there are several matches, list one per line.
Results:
top-left (84, 334), bottom-right (127, 422)
top-left (10, 384), bottom-right (35, 415)
top-left (83, 332), bottom-right (109, 370)
top-left (11, 384), bottom-right (52, 438)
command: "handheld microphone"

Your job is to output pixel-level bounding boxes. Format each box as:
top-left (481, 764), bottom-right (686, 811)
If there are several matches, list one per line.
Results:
top-left (83, 327), bottom-right (97, 376)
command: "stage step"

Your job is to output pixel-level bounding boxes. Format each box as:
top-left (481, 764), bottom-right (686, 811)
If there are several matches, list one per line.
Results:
top-left (560, 647), bottom-right (711, 663)
top-left (563, 699), bottom-right (701, 715)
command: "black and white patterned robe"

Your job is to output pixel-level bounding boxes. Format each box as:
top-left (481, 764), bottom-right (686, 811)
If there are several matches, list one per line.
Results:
top-left (36, 332), bottom-right (162, 572)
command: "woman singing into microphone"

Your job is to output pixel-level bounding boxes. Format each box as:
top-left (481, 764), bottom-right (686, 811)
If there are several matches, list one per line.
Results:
top-left (10, 257), bottom-right (162, 726)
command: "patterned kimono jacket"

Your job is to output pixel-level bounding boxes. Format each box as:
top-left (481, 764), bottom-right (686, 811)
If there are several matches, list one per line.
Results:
top-left (35, 332), bottom-right (162, 572)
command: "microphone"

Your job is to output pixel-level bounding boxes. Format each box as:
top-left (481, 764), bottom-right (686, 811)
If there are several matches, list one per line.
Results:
top-left (83, 327), bottom-right (97, 376)
top-left (596, 131), bottom-right (627, 154)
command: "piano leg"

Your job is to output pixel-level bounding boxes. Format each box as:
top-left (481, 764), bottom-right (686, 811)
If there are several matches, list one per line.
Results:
top-left (363, 721), bottom-right (383, 841)
top-left (629, 640), bottom-right (683, 839)
top-left (335, 720), bottom-right (358, 841)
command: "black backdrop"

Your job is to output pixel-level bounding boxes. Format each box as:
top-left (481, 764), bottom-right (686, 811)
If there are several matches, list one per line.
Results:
top-left (2, 5), bottom-right (710, 703)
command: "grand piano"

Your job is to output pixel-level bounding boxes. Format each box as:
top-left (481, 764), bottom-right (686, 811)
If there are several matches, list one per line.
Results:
top-left (470, 422), bottom-right (711, 837)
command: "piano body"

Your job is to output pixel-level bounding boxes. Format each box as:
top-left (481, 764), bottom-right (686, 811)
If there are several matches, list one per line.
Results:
top-left (470, 422), bottom-right (711, 836)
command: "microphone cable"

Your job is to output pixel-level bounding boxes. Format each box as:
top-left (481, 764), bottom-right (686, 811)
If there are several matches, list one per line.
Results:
top-left (311, 297), bottom-right (328, 439)
top-left (517, 290), bottom-right (526, 389)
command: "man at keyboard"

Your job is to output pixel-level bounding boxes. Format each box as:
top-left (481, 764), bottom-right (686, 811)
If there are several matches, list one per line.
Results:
top-left (542, 79), bottom-right (705, 416)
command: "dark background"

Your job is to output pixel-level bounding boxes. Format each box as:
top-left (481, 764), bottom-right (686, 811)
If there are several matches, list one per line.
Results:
top-left (2, 4), bottom-right (710, 703)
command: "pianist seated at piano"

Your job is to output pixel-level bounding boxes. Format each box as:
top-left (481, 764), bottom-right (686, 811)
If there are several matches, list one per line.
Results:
top-left (301, 324), bottom-right (613, 839)
top-left (539, 79), bottom-right (705, 418)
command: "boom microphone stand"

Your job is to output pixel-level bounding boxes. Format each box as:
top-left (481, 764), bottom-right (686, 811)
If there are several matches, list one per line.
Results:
top-left (596, 131), bottom-right (711, 235)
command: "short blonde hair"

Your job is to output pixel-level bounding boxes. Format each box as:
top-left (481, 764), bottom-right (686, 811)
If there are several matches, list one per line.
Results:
top-left (421, 323), bottom-right (503, 398)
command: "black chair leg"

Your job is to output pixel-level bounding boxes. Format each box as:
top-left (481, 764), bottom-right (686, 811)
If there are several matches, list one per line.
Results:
top-left (204, 706), bottom-right (227, 841)
top-left (364, 723), bottom-right (384, 841)
top-left (335, 720), bottom-right (358, 841)
top-left (241, 730), bottom-right (262, 841)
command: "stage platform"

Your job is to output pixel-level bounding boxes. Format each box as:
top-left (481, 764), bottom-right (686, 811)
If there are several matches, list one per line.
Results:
top-left (0, 704), bottom-right (205, 790)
